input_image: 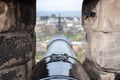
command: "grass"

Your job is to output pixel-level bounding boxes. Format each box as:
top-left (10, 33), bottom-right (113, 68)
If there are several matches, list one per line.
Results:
top-left (76, 49), bottom-right (85, 63)
top-left (35, 51), bottom-right (45, 61)
top-left (37, 33), bottom-right (83, 42)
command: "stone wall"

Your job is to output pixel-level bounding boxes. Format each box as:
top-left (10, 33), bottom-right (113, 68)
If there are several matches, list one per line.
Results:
top-left (82, 0), bottom-right (120, 80)
top-left (0, 0), bottom-right (36, 80)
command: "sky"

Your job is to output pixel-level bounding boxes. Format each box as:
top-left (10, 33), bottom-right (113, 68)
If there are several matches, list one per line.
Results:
top-left (37, 0), bottom-right (83, 12)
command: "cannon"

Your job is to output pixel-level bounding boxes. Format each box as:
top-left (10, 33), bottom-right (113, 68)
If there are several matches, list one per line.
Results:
top-left (30, 34), bottom-right (90, 80)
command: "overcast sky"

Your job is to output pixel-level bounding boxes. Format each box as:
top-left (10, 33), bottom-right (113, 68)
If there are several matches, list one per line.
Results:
top-left (37, 0), bottom-right (83, 11)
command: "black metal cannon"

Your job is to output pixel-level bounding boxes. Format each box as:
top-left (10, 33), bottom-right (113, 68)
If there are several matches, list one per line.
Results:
top-left (30, 34), bottom-right (90, 80)
top-left (115, 73), bottom-right (120, 80)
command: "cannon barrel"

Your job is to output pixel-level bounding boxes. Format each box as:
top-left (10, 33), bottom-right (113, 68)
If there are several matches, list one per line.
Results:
top-left (30, 35), bottom-right (90, 80)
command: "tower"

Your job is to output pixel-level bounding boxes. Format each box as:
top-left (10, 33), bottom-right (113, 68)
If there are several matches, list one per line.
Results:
top-left (57, 14), bottom-right (63, 33)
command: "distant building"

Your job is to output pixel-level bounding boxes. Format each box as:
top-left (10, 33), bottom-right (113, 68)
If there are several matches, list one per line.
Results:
top-left (67, 23), bottom-right (73, 27)
top-left (66, 17), bottom-right (74, 21)
top-left (40, 16), bottom-right (49, 21)
top-left (74, 17), bottom-right (80, 22)
top-left (51, 14), bottom-right (56, 18)
top-left (47, 18), bottom-right (58, 26)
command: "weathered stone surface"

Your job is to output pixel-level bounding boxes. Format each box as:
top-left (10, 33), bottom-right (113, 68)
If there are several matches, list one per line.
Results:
top-left (86, 32), bottom-right (120, 72)
top-left (0, 1), bottom-right (15, 32)
top-left (16, 0), bottom-right (36, 32)
top-left (100, 72), bottom-right (115, 80)
top-left (0, 0), bottom-right (36, 33)
top-left (83, 0), bottom-right (120, 33)
top-left (0, 0), bottom-right (36, 80)
top-left (82, 0), bottom-right (120, 79)
top-left (0, 32), bottom-right (35, 80)
top-left (0, 65), bottom-right (26, 80)
top-left (0, 32), bottom-right (32, 68)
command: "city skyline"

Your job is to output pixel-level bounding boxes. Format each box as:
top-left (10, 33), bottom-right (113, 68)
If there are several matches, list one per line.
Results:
top-left (37, 11), bottom-right (81, 17)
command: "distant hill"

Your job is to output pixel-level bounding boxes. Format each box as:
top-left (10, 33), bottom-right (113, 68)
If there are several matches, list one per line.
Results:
top-left (37, 11), bottom-right (81, 17)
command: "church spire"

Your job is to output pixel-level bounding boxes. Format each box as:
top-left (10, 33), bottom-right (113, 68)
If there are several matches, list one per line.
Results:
top-left (57, 14), bottom-right (63, 33)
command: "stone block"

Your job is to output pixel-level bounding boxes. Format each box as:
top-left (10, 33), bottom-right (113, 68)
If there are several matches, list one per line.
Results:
top-left (87, 32), bottom-right (120, 72)
top-left (0, 65), bottom-right (26, 80)
top-left (100, 72), bottom-right (115, 80)
top-left (0, 32), bottom-right (35, 79)
top-left (0, 1), bottom-right (16, 32)
top-left (83, 0), bottom-right (120, 33)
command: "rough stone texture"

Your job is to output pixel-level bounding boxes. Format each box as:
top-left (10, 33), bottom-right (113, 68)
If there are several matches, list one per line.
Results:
top-left (0, 1), bottom-right (15, 32)
top-left (83, 0), bottom-right (120, 33)
top-left (0, 65), bottom-right (26, 80)
top-left (0, 0), bottom-right (36, 80)
top-left (88, 32), bottom-right (120, 72)
top-left (100, 73), bottom-right (115, 80)
top-left (82, 0), bottom-right (120, 80)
